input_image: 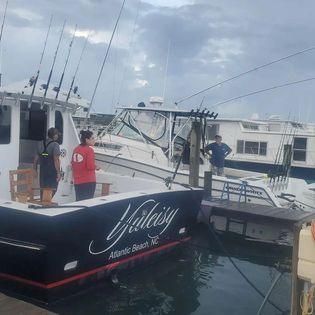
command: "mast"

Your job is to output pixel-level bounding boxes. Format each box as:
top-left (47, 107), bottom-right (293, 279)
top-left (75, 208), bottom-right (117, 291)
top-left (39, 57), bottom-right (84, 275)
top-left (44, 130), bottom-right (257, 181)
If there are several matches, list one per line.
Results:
top-left (41, 20), bottom-right (66, 108)
top-left (28, 15), bottom-right (53, 108)
top-left (54, 24), bottom-right (77, 101)
top-left (0, 0), bottom-right (9, 87)
top-left (66, 31), bottom-right (89, 102)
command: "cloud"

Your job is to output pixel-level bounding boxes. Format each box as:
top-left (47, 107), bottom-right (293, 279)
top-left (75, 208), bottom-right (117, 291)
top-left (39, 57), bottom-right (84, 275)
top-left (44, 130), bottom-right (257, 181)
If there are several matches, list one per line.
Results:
top-left (1, 0), bottom-right (315, 120)
top-left (135, 79), bottom-right (149, 87)
top-left (142, 0), bottom-right (194, 8)
top-left (10, 8), bottom-right (43, 22)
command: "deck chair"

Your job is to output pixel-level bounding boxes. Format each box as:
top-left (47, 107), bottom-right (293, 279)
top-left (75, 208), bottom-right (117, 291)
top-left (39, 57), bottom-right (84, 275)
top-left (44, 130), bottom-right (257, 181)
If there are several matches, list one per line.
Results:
top-left (9, 169), bottom-right (55, 205)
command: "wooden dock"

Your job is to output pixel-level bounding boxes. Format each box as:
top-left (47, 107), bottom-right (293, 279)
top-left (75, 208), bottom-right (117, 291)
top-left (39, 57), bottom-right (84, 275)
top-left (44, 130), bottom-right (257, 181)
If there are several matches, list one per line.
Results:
top-left (199, 199), bottom-right (315, 246)
top-left (0, 292), bottom-right (55, 314)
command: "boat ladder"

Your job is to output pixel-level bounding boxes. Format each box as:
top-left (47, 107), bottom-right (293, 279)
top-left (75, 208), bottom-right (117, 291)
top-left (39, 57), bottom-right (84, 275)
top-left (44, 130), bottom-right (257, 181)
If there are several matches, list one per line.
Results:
top-left (220, 180), bottom-right (248, 204)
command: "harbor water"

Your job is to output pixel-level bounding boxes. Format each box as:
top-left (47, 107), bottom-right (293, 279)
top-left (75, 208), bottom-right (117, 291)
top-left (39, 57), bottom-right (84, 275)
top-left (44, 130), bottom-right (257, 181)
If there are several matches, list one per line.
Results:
top-left (46, 225), bottom-right (291, 315)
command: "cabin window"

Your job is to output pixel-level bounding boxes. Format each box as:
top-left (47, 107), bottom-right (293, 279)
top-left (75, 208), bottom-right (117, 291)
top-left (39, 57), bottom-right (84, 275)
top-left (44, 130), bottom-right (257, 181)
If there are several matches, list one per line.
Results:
top-left (293, 137), bottom-right (307, 161)
top-left (55, 111), bottom-right (63, 144)
top-left (241, 122), bottom-right (259, 130)
top-left (259, 142), bottom-right (267, 155)
top-left (245, 141), bottom-right (259, 154)
top-left (237, 140), bottom-right (267, 156)
top-left (291, 122), bottom-right (303, 129)
top-left (95, 142), bottom-right (122, 150)
top-left (0, 105), bottom-right (11, 144)
top-left (236, 140), bottom-right (244, 154)
top-left (207, 124), bottom-right (219, 140)
top-left (20, 104), bottom-right (47, 141)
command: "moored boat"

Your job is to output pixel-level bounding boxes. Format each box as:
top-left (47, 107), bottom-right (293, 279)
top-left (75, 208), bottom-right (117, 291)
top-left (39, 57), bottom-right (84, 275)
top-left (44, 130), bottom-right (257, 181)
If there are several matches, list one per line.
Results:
top-left (0, 81), bottom-right (203, 301)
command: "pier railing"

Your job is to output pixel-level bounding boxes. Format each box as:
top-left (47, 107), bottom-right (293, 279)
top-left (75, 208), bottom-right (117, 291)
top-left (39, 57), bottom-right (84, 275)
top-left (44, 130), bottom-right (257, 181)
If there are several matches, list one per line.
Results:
top-left (204, 173), bottom-right (277, 207)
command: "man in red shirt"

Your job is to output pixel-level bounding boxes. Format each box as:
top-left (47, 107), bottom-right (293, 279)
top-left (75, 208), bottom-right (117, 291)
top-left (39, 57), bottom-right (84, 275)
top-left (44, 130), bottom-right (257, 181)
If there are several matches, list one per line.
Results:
top-left (72, 130), bottom-right (100, 201)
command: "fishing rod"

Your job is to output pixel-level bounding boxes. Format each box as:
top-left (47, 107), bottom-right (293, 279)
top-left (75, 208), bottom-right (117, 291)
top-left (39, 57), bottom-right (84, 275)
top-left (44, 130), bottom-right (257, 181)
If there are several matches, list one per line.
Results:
top-left (54, 24), bottom-right (77, 101)
top-left (208, 76), bottom-right (315, 110)
top-left (28, 15), bottom-right (53, 108)
top-left (84, 0), bottom-right (126, 123)
top-left (0, 0), bottom-right (8, 87)
top-left (283, 123), bottom-right (299, 180)
top-left (273, 115), bottom-right (290, 169)
top-left (175, 46), bottom-right (315, 106)
top-left (116, 0), bottom-right (141, 107)
top-left (66, 31), bottom-right (89, 102)
top-left (272, 119), bottom-right (291, 181)
top-left (41, 19), bottom-right (66, 108)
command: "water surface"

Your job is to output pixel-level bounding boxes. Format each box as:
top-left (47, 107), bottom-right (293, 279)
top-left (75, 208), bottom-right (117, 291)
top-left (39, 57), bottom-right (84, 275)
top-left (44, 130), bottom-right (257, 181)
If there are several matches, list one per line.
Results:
top-left (50, 226), bottom-right (291, 315)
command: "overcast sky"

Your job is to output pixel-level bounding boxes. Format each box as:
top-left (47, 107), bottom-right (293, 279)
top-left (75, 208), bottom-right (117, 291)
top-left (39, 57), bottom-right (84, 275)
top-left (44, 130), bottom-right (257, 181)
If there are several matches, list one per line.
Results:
top-left (1, 0), bottom-right (315, 121)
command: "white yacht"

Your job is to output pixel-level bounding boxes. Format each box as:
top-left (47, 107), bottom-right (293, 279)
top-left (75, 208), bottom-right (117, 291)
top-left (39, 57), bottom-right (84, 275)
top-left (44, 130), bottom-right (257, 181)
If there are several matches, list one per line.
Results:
top-left (206, 116), bottom-right (315, 181)
top-left (95, 98), bottom-right (315, 211)
top-left (0, 81), bottom-right (203, 301)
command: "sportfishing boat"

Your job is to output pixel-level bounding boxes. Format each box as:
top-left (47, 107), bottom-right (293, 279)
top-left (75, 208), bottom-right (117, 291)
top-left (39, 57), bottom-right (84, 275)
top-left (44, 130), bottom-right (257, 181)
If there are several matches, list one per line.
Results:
top-left (0, 81), bottom-right (203, 301)
top-left (206, 116), bottom-right (315, 181)
top-left (94, 97), bottom-right (315, 211)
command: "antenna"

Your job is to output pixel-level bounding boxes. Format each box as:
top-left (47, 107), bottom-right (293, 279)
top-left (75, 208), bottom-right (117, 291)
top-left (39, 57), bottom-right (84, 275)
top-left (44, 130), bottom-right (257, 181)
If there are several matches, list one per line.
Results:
top-left (0, 0), bottom-right (9, 87)
top-left (41, 19), bottom-right (66, 108)
top-left (66, 31), bottom-right (90, 102)
top-left (162, 40), bottom-right (171, 101)
top-left (28, 14), bottom-right (53, 108)
top-left (54, 24), bottom-right (77, 101)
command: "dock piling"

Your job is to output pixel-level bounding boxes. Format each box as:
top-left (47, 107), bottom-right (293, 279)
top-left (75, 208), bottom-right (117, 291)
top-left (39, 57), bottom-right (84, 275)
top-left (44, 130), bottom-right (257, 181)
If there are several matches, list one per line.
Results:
top-left (189, 121), bottom-right (201, 187)
top-left (203, 171), bottom-right (212, 200)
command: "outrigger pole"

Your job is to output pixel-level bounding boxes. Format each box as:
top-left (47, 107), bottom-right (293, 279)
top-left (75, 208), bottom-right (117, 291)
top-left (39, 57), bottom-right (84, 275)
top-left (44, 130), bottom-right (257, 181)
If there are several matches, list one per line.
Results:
top-left (41, 19), bottom-right (66, 108)
top-left (0, 0), bottom-right (9, 87)
top-left (54, 24), bottom-right (77, 101)
top-left (175, 45), bottom-right (315, 106)
top-left (66, 31), bottom-right (90, 102)
top-left (84, 0), bottom-right (126, 124)
top-left (28, 14), bottom-right (53, 108)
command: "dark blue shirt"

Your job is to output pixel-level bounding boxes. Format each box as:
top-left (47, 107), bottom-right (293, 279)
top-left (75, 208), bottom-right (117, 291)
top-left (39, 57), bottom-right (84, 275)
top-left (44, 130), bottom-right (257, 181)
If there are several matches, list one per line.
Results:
top-left (205, 142), bottom-right (232, 167)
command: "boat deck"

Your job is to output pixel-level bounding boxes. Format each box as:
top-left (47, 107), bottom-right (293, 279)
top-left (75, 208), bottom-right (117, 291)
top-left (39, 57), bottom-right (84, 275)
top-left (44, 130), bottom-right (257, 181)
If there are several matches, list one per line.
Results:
top-left (200, 199), bottom-right (315, 225)
top-left (199, 199), bottom-right (315, 246)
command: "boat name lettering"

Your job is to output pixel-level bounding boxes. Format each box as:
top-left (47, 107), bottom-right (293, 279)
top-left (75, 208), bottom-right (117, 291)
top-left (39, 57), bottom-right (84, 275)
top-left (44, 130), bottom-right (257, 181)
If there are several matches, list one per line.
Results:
top-left (88, 199), bottom-right (179, 255)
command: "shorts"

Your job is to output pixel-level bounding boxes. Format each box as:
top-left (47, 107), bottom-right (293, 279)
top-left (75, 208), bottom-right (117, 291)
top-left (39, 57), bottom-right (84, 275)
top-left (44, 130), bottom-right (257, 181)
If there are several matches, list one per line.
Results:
top-left (74, 182), bottom-right (96, 201)
top-left (211, 164), bottom-right (224, 176)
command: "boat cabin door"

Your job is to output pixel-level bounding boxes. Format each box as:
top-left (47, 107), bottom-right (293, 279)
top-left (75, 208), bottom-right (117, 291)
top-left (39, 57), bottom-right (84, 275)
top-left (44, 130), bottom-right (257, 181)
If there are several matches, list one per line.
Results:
top-left (19, 100), bottom-right (48, 168)
top-left (0, 98), bottom-right (20, 199)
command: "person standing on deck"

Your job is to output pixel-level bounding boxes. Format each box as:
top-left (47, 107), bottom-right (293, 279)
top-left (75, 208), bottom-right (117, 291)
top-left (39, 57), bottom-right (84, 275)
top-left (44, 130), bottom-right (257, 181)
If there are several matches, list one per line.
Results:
top-left (33, 127), bottom-right (61, 197)
top-left (71, 130), bottom-right (100, 201)
top-left (205, 135), bottom-right (232, 176)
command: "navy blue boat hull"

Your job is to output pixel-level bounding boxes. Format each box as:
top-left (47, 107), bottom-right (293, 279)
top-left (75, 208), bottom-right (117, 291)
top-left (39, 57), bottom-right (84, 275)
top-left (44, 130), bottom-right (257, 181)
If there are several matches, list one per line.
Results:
top-left (0, 189), bottom-right (203, 301)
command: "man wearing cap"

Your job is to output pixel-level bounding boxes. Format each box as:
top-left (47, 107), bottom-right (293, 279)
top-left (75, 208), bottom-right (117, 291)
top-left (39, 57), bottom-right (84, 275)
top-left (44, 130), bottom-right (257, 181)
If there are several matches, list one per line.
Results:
top-left (33, 127), bottom-right (61, 197)
top-left (205, 135), bottom-right (232, 176)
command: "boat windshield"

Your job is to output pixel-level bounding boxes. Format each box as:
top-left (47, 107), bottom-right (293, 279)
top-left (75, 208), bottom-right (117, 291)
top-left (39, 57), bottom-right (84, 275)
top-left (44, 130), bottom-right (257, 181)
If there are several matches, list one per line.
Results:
top-left (110, 109), bottom-right (193, 150)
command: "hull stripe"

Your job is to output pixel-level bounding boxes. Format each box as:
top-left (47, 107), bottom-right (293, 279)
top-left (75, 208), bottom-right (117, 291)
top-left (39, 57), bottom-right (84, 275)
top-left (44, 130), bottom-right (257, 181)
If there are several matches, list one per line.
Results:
top-left (0, 237), bottom-right (190, 289)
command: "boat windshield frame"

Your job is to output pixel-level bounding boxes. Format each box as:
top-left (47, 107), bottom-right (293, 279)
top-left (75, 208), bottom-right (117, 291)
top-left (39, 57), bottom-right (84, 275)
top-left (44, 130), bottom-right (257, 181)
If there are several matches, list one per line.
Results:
top-left (99, 107), bottom-right (198, 160)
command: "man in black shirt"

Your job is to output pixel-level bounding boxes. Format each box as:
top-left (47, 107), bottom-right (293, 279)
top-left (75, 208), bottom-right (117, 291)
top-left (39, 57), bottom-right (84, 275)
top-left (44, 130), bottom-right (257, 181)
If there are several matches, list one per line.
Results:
top-left (33, 128), bottom-right (61, 196)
